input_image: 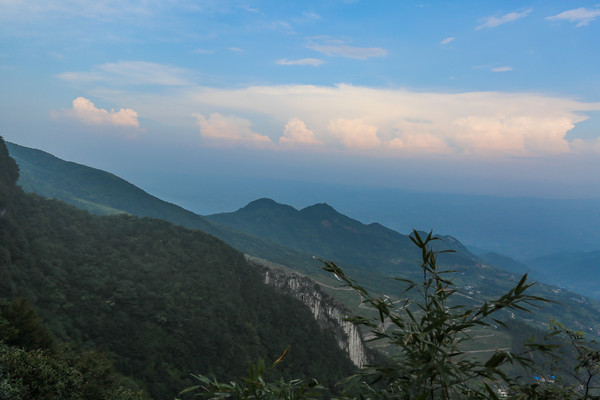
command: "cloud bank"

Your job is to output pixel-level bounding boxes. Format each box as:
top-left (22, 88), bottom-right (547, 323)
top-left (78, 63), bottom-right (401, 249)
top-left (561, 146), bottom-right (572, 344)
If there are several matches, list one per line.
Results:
top-left (193, 113), bottom-right (272, 145)
top-left (181, 84), bottom-right (598, 156)
top-left (55, 97), bottom-right (140, 129)
top-left (280, 118), bottom-right (320, 145)
top-left (62, 62), bottom-right (598, 157)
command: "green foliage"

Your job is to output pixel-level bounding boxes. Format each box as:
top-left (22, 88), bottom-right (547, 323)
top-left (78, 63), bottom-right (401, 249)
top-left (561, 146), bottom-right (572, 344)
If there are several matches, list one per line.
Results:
top-left (6, 141), bottom-right (326, 280)
top-left (180, 230), bottom-right (567, 399)
top-left (0, 298), bottom-right (55, 351)
top-left (0, 137), bottom-right (355, 399)
top-left (11, 140), bottom-right (600, 340)
top-left (537, 321), bottom-right (600, 399)
top-left (0, 342), bottom-right (148, 400)
top-left (319, 230), bottom-right (554, 399)
top-left (206, 198), bottom-right (600, 340)
top-left (179, 348), bottom-right (324, 400)
top-left (0, 298), bottom-right (147, 400)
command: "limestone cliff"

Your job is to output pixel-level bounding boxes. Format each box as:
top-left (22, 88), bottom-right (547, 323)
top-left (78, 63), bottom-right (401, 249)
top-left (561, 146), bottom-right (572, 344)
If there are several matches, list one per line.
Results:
top-left (246, 255), bottom-right (371, 368)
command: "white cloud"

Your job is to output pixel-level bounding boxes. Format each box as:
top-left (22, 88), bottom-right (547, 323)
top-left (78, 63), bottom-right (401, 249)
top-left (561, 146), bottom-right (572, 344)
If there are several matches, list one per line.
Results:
top-left (193, 113), bottom-right (272, 145)
top-left (55, 97), bottom-right (139, 129)
top-left (328, 119), bottom-right (381, 149)
top-left (476, 8), bottom-right (532, 29)
top-left (91, 81), bottom-right (600, 156)
top-left (178, 84), bottom-right (599, 156)
top-left (59, 61), bottom-right (190, 86)
top-left (453, 115), bottom-right (572, 155)
top-left (546, 8), bottom-right (600, 27)
top-left (387, 120), bottom-right (450, 153)
top-left (276, 58), bottom-right (324, 66)
top-left (492, 66), bottom-right (513, 72)
top-left (280, 118), bottom-right (321, 144)
top-left (440, 37), bottom-right (455, 45)
top-left (306, 38), bottom-right (387, 59)
top-left (228, 47), bottom-right (245, 53)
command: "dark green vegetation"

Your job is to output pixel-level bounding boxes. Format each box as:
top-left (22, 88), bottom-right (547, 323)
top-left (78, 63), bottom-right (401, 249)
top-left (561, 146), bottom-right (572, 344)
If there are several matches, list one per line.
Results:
top-left (207, 199), bottom-right (600, 339)
top-left (6, 141), bottom-right (335, 280)
top-left (9, 141), bottom-right (600, 347)
top-left (7, 139), bottom-right (600, 398)
top-left (186, 233), bottom-right (600, 399)
top-left (0, 138), bottom-right (355, 399)
top-left (1, 297), bottom-right (147, 399)
top-left (207, 198), bottom-right (479, 276)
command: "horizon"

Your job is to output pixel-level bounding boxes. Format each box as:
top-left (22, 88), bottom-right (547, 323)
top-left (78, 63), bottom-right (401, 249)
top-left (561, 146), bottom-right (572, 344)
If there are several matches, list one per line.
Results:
top-left (2, 1), bottom-right (600, 199)
top-left (7, 138), bottom-right (600, 262)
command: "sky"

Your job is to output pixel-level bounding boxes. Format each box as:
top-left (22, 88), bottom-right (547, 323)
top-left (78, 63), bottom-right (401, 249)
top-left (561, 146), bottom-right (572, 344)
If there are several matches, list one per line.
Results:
top-left (1, 0), bottom-right (600, 209)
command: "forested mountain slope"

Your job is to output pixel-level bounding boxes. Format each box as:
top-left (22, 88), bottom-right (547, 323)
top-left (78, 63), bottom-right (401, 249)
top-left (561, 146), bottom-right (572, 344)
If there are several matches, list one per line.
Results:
top-left (7, 141), bottom-right (338, 278)
top-left (207, 198), bottom-right (600, 338)
top-left (6, 141), bottom-right (402, 294)
top-left (0, 138), bottom-right (355, 399)
top-left (8, 140), bottom-right (600, 348)
top-left (207, 198), bottom-right (480, 275)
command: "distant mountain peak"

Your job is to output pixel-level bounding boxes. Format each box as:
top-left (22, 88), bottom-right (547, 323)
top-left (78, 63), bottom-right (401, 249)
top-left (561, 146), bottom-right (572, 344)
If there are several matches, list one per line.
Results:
top-left (245, 198), bottom-right (280, 207)
top-left (241, 198), bottom-right (296, 212)
top-left (300, 202), bottom-right (339, 216)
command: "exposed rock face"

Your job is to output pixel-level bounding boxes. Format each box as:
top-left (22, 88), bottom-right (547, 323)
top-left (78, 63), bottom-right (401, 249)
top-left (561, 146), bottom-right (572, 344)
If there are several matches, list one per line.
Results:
top-left (246, 256), bottom-right (371, 368)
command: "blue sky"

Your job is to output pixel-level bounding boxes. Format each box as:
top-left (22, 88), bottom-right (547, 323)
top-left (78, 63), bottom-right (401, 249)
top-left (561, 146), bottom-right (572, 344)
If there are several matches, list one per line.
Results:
top-left (1, 0), bottom-right (600, 203)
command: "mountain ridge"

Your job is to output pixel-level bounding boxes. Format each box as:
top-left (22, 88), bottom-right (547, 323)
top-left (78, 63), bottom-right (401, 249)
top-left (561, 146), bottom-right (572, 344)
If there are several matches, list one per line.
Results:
top-left (9, 139), bottom-right (600, 341)
top-left (0, 137), bottom-right (356, 399)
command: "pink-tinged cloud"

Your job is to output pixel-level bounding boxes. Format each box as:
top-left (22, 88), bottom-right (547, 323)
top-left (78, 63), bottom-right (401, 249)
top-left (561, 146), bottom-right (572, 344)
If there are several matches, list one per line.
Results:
top-left (546, 8), bottom-right (600, 27)
top-left (194, 113), bottom-right (272, 145)
top-left (387, 120), bottom-right (450, 153)
top-left (454, 115), bottom-right (573, 155)
top-left (92, 79), bottom-right (600, 157)
top-left (477, 8), bottom-right (532, 29)
top-left (328, 119), bottom-right (381, 149)
top-left (280, 118), bottom-right (321, 144)
top-left (58, 97), bottom-right (139, 128)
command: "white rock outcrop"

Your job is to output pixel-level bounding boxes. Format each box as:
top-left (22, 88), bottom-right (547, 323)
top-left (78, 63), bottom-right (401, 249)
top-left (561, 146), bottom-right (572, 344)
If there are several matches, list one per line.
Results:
top-left (251, 257), bottom-right (370, 368)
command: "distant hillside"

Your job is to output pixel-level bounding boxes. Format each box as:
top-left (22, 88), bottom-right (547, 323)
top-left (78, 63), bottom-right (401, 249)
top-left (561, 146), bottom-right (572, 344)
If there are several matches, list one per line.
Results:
top-left (207, 198), bottom-right (480, 277)
top-left (479, 252), bottom-right (531, 276)
top-left (9, 140), bottom-right (600, 345)
top-left (207, 198), bottom-right (600, 338)
top-left (526, 251), bottom-right (600, 299)
top-left (7, 141), bottom-right (217, 228)
top-left (0, 138), bottom-right (355, 399)
top-left (7, 142), bottom-right (328, 275)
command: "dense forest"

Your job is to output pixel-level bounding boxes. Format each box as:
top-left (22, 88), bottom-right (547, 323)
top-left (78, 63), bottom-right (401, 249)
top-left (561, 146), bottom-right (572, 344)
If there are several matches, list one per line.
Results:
top-left (0, 137), bottom-right (355, 399)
